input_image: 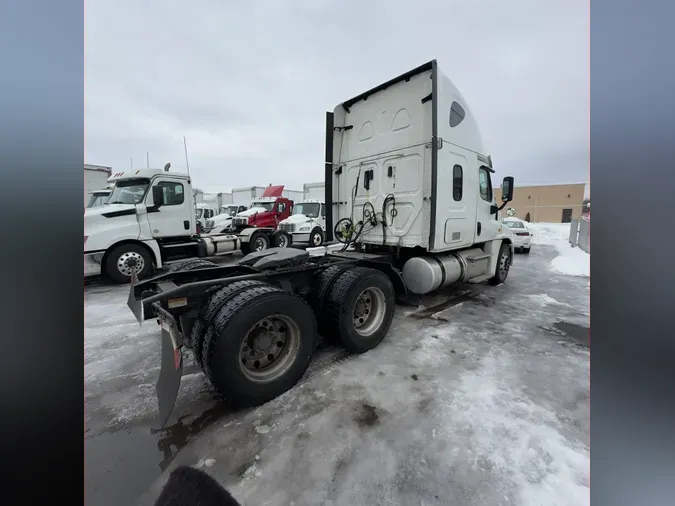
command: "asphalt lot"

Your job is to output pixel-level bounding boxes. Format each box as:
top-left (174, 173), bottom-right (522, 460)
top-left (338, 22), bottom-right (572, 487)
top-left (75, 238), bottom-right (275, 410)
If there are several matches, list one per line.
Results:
top-left (85, 242), bottom-right (590, 506)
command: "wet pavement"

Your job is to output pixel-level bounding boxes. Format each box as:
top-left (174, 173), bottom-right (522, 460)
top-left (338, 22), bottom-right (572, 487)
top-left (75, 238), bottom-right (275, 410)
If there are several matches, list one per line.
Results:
top-left (85, 243), bottom-right (590, 506)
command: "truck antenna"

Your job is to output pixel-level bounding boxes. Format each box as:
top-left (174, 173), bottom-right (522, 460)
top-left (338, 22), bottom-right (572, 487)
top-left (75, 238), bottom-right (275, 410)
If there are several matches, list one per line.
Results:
top-left (146, 152), bottom-right (150, 169)
top-left (130, 157), bottom-right (133, 169)
top-left (183, 136), bottom-right (191, 177)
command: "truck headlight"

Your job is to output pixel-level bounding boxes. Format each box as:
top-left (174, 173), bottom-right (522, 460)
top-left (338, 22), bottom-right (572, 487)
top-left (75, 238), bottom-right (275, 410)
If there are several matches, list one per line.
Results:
top-left (299, 226), bottom-right (310, 232)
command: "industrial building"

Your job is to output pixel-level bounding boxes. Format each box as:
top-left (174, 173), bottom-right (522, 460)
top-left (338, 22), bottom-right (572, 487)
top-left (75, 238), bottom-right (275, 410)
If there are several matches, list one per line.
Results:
top-left (494, 182), bottom-right (587, 223)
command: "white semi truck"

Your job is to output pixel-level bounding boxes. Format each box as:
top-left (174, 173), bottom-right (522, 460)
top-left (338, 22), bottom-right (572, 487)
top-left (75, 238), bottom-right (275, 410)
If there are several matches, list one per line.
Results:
top-left (84, 165), bottom-right (244, 283)
top-left (84, 164), bottom-right (112, 207)
top-left (124, 60), bottom-right (516, 427)
top-left (86, 188), bottom-right (112, 208)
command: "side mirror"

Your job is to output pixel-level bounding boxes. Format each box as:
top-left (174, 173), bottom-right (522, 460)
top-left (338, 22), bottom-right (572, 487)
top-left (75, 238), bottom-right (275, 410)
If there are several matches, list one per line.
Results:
top-left (501, 176), bottom-right (514, 202)
top-left (490, 204), bottom-right (499, 215)
top-left (152, 186), bottom-right (165, 208)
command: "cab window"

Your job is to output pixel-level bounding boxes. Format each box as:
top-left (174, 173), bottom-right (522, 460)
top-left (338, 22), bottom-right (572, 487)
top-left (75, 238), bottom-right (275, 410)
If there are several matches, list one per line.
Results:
top-left (478, 168), bottom-right (492, 203)
top-left (157, 181), bottom-right (184, 206)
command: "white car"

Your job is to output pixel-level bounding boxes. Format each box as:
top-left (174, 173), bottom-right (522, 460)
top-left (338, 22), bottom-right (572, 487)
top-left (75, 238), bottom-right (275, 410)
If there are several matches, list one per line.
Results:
top-left (502, 217), bottom-right (532, 253)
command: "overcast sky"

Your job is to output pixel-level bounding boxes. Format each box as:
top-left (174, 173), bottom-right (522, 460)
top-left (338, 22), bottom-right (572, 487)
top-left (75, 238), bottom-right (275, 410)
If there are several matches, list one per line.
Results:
top-left (85, 0), bottom-right (588, 192)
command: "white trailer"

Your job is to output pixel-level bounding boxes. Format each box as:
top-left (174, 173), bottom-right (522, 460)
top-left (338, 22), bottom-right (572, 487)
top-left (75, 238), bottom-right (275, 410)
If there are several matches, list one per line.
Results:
top-left (202, 192), bottom-right (232, 211)
top-left (84, 164), bottom-right (112, 207)
top-left (232, 186), bottom-right (266, 207)
top-left (303, 182), bottom-right (325, 201)
top-left (282, 189), bottom-right (304, 203)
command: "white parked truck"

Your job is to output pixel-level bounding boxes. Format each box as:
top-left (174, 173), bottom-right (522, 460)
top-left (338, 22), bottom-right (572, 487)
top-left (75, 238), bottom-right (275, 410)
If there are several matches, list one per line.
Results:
top-left (124, 60), bottom-right (516, 428)
top-left (276, 200), bottom-right (326, 247)
top-left (195, 203), bottom-right (217, 231)
top-left (84, 164), bottom-right (112, 207)
top-left (86, 188), bottom-right (112, 208)
top-left (303, 182), bottom-right (325, 201)
top-left (84, 165), bottom-right (245, 283)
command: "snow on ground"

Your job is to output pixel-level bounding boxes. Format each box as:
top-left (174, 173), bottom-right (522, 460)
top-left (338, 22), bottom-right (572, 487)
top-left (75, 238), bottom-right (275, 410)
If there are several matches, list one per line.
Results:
top-left (529, 223), bottom-right (590, 278)
top-left (86, 241), bottom-right (590, 506)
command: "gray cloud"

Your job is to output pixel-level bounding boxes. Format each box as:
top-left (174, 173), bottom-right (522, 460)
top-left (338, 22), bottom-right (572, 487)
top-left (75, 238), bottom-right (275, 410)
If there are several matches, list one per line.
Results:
top-left (85, 0), bottom-right (589, 190)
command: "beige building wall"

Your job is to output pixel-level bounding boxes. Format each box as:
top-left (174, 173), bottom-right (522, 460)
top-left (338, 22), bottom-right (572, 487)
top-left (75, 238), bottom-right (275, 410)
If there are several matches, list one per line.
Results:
top-left (494, 183), bottom-right (585, 223)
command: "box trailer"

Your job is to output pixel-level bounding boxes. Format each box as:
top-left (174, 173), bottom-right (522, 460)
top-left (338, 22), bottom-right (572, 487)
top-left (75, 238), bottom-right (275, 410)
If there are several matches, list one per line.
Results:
top-left (303, 182), bottom-right (325, 201)
top-left (232, 186), bottom-right (266, 207)
top-left (282, 189), bottom-right (303, 202)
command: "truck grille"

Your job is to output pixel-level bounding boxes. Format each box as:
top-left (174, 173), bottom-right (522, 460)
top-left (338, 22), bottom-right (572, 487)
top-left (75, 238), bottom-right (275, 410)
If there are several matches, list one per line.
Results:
top-left (278, 223), bottom-right (295, 233)
top-left (233, 217), bottom-right (248, 226)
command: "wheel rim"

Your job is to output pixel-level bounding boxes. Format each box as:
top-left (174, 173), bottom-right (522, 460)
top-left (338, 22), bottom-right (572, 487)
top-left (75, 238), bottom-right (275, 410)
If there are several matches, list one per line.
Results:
top-left (117, 251), bottom-right (145, 277)
top-left (352, 287), bottom-right (386, 337)
top-left (499, 250), bottom-right (511, 279)
top-left (253, 237), bottom-right (267, 251)
top-left (312, 232), bottom-right (322, 246)
top-left (238, 314), bottom-right (301, 382)
top-left (278, 235), bottom-right (288, 248)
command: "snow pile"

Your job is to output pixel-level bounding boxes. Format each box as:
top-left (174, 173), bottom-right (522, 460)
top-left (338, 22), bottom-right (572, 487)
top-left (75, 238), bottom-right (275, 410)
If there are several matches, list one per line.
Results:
top-left (528, 222), bottom-right (590, 277)
top-left (442, 352), bottom-right (590, 505)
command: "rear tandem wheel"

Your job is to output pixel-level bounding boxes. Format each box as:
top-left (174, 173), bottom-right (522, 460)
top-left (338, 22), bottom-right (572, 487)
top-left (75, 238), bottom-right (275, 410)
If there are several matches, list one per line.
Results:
top-left (323, 267), bottom-right (396, 353)
top-left (201, 285), bottom-right (318, 407)
top-left (190, 280), bottom-right (268, 369)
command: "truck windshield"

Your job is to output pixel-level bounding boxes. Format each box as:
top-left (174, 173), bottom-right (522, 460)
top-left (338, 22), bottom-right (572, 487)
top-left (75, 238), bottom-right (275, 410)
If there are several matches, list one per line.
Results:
top-left (87, 193), bottom-right (110, 208)
top-left (504, 221), bottom-right (525, 229)
top-left (107, 179), bottom-right (149, 205)
top-left (292, 203), bottom-right (320, 218)
top-left (250, 202), bottom-right (274, 211)
top-left (220, 206), bottom-right (239, 216)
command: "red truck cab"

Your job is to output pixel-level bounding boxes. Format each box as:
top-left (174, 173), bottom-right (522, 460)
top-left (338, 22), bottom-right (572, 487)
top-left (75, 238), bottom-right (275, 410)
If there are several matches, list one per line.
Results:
top-left (234, 185), bottom-right (297, 254)
top-left (231, 185), bottom-right (294, 231)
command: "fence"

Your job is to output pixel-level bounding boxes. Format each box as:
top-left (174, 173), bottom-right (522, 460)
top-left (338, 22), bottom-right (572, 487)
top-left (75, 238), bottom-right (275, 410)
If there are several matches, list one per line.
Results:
top-left (569, 218), bottom-right (590, 253)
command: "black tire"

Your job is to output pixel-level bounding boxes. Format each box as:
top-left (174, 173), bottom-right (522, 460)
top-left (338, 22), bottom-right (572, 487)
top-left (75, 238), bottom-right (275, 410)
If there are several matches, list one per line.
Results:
top-left (249, 231), bottom-right (270, 253)
top-left (104, 243), bottom-right (153, 284)
top-left (309, 227), bottom-right (324, 247)
top-left (489, 242), bottom-right (513, 285)
top-left (167, 258), bottom-right (216, 273)
top-left (523, 247), bottom-right (531, 254)
top-left (311, 264), bottom-right (353, 339)
top-left (202, 285), bottom-right (317, 407)
top-left (190, 280), bottom-right (267, 370)
top-left (271, 230), bottom-right (292, 248)
top-left (324, 267), bottom-right (395, 353)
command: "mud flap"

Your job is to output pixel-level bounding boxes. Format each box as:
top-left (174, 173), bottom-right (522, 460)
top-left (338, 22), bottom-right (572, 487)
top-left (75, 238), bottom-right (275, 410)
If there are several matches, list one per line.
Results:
top-left (126, 271), bottom-right (144, 325)
top-left (155, 313), bottom-right (183, 429)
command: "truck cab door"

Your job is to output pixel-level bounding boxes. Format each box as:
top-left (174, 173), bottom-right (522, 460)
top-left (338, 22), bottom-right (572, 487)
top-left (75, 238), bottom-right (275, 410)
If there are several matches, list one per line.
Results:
top-left (146, 178), bottom-right (193, 238)
top-left (475, 167), bottom-right (500, 242)
top-left (274, 200), bottom-right (290, 227)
